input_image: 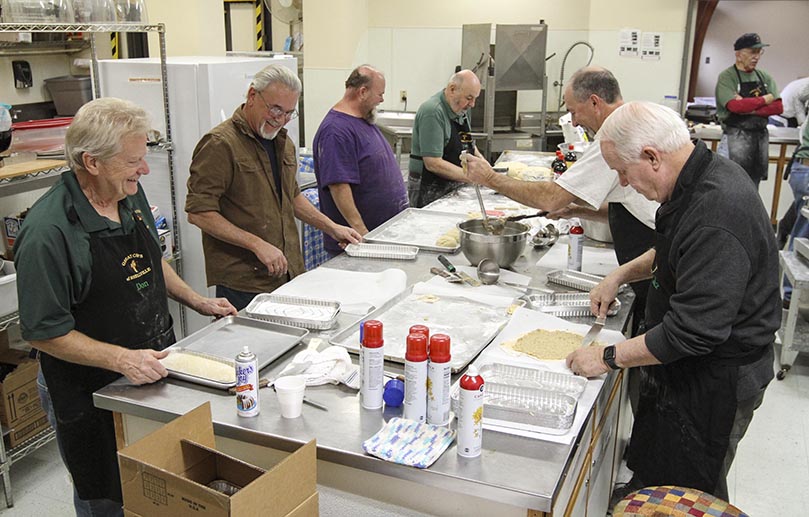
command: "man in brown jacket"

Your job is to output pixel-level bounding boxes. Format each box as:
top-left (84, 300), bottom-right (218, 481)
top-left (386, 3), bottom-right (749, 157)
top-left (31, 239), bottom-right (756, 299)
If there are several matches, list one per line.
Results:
top-left (186, 64), bottom-right (360, 310)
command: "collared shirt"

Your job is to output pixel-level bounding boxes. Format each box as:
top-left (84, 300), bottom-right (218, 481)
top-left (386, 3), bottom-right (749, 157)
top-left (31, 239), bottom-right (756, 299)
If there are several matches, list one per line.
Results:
top-left (410, 90), bottom-right (469, 160)
top-left (14, 170), bottom-right (157, 341)
top-left (186, 106), bottom-right (304, 293)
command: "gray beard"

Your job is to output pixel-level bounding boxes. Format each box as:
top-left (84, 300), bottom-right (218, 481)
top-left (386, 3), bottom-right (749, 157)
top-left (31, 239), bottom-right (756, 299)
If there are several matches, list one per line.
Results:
top-left (260, 121), bottom-right (281, 140)
top-left (364, 107), bottom-right (377, 124)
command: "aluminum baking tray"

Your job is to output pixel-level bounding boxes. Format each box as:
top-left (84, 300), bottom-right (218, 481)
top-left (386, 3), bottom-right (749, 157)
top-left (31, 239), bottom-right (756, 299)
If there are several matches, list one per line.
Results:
top-left (546, 270), bottom-right (628, 294)
top-left (329, 287), bottom-right (509, 373)
top-left (451, 381), bottom-right (577, 435)
top-left (475, 363), bottom-right (587, 399)
top-left (244, 293), bottom-right (340, 330)
top-left (344, 242), bottom-right (418, 260)
top-left (525, 292), bottom-right (621, 318)
top-left (162, 315), bottom-right (308, 389)
top-left (363, 208), bottom-right (467, 253)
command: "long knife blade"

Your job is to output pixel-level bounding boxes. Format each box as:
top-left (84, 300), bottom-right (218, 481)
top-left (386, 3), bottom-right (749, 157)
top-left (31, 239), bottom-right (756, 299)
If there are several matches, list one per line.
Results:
top-left (581, 315), bottom-right (606, 347)
top-left (456, 271), bottom-right (481, 287)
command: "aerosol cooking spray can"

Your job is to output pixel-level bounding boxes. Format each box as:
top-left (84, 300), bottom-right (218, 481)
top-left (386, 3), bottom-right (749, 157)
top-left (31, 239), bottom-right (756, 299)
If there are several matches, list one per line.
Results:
top-left (235, 346), bottom-right (259, 417)
top-left (427, 334), bottom-right (451, 425)
top-left (568, 218), bottom-right (584, 272)
top-left (403, 332), bottom-right (428, 422)
top-left (457, 364), bottom-right (485, 458)
top-left (360, 320), bottom-right (384, 409)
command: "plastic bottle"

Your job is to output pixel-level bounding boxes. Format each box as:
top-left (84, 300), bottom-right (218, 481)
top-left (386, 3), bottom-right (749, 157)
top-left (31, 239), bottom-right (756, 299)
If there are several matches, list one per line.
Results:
top-left (427, 334), bottom-right (451, 425)
top-left (360, 320), bottom-right (384, 409)
top-left (568, 218), bottom-right (584, 272)
top-left (564, 144), bottom-right (578, 168)
top-left (457, 364), bottom-right (485, 458)
top-left (403, 332), bottom-right (428, 422)
top-left (235, 346), bottom-right (259, 417)
top-left (552, 150), bottom-right (568, 174)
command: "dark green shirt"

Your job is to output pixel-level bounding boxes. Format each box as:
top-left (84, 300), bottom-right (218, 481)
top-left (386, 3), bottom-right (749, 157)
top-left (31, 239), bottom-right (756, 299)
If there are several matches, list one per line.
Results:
top-left (715, 65), bottom-right (779, 124)
top-left (408, 90), bottom-right (469, 173)
top-left (14, 170), bottom-right (158, 341)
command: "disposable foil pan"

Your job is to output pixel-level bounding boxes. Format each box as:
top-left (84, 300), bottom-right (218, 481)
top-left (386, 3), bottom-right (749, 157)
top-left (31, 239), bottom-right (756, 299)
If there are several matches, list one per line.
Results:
top-left (344, 243), bottom-right (418, 260)
top-left (245, 293), bottom-right (340, 330)
top-left (476, 363), bottom-right (587, 399)
top-left (545, 270), bottom-right (627, 294)
top-left (484, 383), bottom-right (577, 432)
top-left (525, 292), bottom-right (621, 318)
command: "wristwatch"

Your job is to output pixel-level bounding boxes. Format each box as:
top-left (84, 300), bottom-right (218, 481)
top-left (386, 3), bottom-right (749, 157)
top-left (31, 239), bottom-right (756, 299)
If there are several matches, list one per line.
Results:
top-left (603, 345), bottom-right (620, 370)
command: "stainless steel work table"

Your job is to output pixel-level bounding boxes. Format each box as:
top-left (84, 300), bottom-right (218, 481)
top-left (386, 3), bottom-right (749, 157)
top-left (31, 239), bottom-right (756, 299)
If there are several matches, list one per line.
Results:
top-left (95, 217), bottom-right (634, 515)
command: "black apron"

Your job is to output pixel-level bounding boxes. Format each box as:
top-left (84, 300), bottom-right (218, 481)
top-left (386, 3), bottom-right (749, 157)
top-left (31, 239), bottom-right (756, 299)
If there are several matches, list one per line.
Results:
top-left (408, 117), bottom-right (468, 208)
top-left (627, 163), bottom-right (766, 493)
top-left (608, 202), bottom-right (655, 336)
top-left (39, 208), bottom-right (175, 502)
top-left (724, 68), bottom-right (770, 131)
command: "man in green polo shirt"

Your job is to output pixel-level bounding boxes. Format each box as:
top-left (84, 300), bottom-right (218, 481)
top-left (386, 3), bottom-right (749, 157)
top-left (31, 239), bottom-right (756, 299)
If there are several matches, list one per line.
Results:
top-left (14, 98), bottom-right (236, 516)
top-left (407, 69), bottom-right (481, 208)
top-left (715, 32), bottom-right (783, 188)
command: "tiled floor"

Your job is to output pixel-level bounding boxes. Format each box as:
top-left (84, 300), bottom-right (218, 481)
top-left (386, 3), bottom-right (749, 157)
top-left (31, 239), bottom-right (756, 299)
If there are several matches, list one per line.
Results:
top-left (2, 348), bottom-right (807, 516)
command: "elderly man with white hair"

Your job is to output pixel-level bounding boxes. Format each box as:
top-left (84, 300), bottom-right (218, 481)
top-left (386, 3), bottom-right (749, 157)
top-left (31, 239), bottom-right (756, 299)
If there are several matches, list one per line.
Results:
top-left (14, 97), bottom-right (237, 516)
top-left (566, 101), bottom-right (780, 502)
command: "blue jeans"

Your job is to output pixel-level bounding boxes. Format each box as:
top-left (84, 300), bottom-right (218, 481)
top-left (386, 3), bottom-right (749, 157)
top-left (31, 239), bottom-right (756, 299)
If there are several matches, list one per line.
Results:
top-left (37, 370), bottom-right (123, 517)
top-left (783, 162), bottom-right (809, 301)
top-left (215, 285), bottom-right (260, 312)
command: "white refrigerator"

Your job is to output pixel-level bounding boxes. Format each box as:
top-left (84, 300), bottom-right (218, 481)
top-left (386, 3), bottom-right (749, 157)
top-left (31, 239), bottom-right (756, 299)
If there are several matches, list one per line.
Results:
top-left (97, 55), bottom-right (299, 335)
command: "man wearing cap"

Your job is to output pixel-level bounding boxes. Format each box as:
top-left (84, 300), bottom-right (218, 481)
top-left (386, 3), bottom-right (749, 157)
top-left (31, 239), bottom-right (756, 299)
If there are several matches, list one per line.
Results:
top-left (715, 33), bottom-right (783, 188)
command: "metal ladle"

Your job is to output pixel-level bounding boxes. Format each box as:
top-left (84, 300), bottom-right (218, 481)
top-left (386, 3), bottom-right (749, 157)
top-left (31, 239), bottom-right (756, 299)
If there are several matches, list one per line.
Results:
top-left (476, 258), bottom-right (555, 295)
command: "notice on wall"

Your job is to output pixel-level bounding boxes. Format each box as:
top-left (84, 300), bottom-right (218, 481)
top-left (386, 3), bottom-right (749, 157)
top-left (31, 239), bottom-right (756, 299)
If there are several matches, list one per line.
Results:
top-left (619, 28), bottom-right (640, 57)
top-left (641, 32), bottom-right (663, 61)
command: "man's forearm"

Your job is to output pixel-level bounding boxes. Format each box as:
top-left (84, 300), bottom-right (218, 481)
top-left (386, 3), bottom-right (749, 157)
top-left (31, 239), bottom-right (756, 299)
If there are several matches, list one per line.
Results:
top-left (32, 331), bottom-right (125, 372)
top-left (486, 173), bottom-right (577, 212)
top-left (612, 248), bottom-right (656, 284)
top-left (162, 260), bottom-right (204, 309)
top-left (293, 194), bottom-right (336, 234)
top-left (330, 183), bottom-right (368, 234)
top-left (615, 334), bottom-right (663, 368)
top-left (422, 157), bottom-right (469, 183)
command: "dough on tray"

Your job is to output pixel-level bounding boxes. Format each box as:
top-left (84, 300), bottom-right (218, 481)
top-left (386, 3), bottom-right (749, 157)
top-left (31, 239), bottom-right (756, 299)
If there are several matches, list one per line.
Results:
top-left (435, 227), bottom-right (460, 247)
top-left (161, 351), bottom-right (235, 383)
top-left (503, 328), bottom-right (598, 361)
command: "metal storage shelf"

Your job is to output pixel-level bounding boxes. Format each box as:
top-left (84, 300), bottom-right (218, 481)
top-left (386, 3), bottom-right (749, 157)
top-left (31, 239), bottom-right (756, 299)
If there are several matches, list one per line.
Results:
top-left (0, 22), bottom-right (184, 507)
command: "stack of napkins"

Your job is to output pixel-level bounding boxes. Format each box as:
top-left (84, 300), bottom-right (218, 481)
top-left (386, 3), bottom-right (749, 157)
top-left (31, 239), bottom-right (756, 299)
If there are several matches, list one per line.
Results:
top-left (362, 418), bottom-right (455, 468)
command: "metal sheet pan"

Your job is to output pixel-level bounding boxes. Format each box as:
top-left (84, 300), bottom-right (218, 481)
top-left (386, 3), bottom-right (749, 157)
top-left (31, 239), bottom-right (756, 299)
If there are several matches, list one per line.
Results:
top-left (524, 292), bottom-right (621, 318)
top-left (329, 287), bottom-right (509, 373)
top-left (545, 270), bottom-right (628, 294)
top-left (162, 316), bottom-right (308, 389)
top-left (363, 208), bottom-right (467, 253)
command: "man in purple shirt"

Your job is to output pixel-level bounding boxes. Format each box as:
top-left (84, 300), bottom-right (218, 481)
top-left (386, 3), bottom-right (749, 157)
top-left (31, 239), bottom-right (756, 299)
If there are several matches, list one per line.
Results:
top-left (313, 65), bottom-right (409, 255)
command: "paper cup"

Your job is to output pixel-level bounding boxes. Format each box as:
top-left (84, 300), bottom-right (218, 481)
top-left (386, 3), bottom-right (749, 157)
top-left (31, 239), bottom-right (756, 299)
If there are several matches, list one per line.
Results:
top-left (275, 375), bottom-right (306, 418)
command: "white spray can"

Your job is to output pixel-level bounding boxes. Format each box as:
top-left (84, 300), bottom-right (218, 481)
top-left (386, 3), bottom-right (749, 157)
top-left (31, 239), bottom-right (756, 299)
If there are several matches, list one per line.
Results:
top-left (360, 320), bottom-right (384, 409)
top-left (457, 364), bottom-right (485, 458)
top-left (403, 332), bottom-right (429, 422)
top-left (427, 334), bottom-right (451, 425)
top-left (235, 346), bottom-right (259, 417)
top-left (568, 218), bottom-right (584, 272)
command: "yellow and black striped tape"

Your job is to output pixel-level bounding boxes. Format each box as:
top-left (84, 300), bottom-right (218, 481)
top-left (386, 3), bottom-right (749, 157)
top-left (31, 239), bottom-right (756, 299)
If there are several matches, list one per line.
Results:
top-left (110, 32), bottom-right (119, 59)
top-left (255, 0), bottom-right (263, 51)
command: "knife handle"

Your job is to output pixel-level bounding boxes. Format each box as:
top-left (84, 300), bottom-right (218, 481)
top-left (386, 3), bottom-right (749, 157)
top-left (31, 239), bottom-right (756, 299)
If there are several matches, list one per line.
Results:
top-left (437, 254), bottom-right (456, 273)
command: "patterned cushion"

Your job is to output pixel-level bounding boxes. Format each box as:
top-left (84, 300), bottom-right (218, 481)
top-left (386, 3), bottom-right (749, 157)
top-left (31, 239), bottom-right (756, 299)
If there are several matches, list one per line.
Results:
top-left (301, 188), bottom-right (328, 270)
top-left (613, 485), bottom-right (749, 517)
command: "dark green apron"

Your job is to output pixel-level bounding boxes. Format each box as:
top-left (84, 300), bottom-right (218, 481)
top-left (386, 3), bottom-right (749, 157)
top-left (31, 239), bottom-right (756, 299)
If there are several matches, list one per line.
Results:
top-left (408, 117), bottom-right (468, 208)
top-left (39, 208), bottom-right (174, 502)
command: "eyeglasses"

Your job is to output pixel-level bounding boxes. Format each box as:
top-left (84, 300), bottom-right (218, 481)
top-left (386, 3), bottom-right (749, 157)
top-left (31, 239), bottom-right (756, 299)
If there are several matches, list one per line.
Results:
top-left (256, 89), bottom-right (298, 120)
top-left (741, 48), bottom-right (765, 56)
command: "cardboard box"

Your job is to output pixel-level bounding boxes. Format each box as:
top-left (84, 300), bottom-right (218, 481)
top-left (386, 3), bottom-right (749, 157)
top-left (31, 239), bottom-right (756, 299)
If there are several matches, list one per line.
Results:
top-left (5, 411), bottom-right (50, 448)
top-left (0, 333), bottom-right (46, 429)
top-left (118, 403), bottom-right (318, 517)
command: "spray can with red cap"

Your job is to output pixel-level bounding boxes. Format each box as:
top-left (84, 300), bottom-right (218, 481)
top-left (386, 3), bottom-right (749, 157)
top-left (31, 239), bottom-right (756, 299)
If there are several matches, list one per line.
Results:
top-left (457, 364), bottom-right (485, 458)
top-left (360, 320), bottom-right (384, 409)
top-left (427, 334), bottom-right (451, 425)
top-left (403, 332), bottom-right (428, 422)
top-left (568, 218), bottom-right (584, 272)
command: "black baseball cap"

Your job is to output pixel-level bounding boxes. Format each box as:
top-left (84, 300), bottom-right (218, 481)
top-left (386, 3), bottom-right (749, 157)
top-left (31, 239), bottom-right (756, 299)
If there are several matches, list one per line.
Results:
top-left (734, 33), bottom-right (769, 51)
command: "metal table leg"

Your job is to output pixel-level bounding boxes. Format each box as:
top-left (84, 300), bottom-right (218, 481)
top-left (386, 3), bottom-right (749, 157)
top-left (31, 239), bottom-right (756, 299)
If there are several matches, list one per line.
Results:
top-left (0, 427), bottom-right (12, 507)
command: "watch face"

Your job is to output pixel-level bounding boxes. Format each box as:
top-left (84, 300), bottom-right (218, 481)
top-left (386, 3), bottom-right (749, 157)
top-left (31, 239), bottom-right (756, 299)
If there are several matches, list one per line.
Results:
top-left (604, 345), bottom-right (618, 369)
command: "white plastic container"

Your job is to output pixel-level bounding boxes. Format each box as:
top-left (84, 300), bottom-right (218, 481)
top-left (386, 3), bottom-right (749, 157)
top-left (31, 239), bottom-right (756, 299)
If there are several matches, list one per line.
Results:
top-left (0, 260), bottom-right (17, 318)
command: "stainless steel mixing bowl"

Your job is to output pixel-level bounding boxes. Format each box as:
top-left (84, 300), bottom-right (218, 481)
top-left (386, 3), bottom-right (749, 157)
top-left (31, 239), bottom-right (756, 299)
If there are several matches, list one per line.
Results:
top-left (458, 219), bottom-right (530, 268)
